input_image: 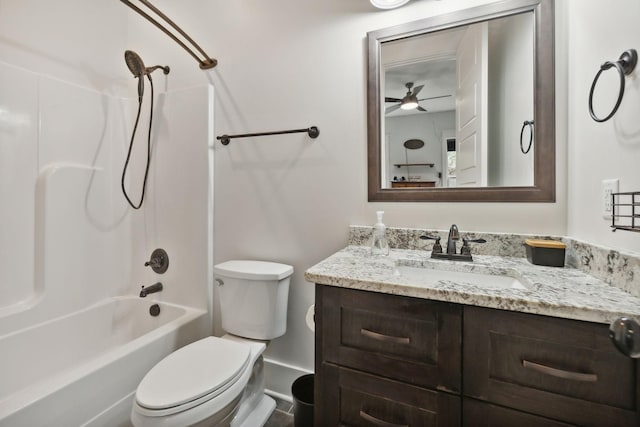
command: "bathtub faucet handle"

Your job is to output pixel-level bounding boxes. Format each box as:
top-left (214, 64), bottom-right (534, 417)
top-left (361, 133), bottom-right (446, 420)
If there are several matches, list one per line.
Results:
top-left (144, 248), bottom-right (169, 274)
top-left (145, 258), bottom-right (162, 268)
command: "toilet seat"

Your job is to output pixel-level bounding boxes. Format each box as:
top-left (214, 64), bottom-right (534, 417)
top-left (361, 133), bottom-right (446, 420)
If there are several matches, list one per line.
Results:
top-left (135, 337), bottom-right (251, 417)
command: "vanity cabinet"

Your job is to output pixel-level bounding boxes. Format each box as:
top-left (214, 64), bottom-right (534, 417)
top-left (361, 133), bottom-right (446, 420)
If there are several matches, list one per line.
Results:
top-left (315, 285), bottom-right (640, 427)
top-left (315, 285), bottom-right (461, 426)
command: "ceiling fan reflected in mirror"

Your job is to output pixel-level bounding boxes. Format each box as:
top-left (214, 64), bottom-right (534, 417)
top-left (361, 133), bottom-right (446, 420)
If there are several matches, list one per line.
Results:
top-left (385, 82), bottom-right (451, 114)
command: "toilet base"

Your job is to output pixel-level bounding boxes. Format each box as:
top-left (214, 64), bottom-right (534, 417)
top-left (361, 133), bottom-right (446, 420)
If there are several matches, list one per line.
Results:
top-left (232, 395), bottom-right (275, 427)
top-left (131, 336), bottom-right (275, 427)
top-left (228, 346), bottom-right (275, 427)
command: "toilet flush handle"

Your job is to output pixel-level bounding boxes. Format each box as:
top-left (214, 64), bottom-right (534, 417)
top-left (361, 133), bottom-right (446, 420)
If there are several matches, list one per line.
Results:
top-left (215, 278), bottom-right (224, 286)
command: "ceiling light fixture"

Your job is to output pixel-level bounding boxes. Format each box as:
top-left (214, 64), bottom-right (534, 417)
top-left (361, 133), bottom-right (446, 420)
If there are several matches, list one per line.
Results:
top-left (370, 0), bottom-right (411, 9)
top-left (400, 94), bottom-right (419, 110)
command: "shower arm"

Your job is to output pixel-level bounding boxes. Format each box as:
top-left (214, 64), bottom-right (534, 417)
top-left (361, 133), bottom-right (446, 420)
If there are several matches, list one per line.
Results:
top-left (120, 0), bottom-right (217, 70)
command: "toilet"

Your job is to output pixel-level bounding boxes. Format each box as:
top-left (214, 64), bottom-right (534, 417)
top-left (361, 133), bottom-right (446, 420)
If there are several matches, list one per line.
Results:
top-left (131, 260), bottom-right (293, 427)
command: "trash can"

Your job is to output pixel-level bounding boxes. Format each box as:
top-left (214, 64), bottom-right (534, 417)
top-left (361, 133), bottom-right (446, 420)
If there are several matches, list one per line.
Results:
top-left (291, 374), bottom-right (314, 427)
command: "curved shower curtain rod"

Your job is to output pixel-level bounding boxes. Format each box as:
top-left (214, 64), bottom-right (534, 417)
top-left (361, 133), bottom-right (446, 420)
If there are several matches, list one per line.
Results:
top-left (120, 0), bottom-right (218, 70)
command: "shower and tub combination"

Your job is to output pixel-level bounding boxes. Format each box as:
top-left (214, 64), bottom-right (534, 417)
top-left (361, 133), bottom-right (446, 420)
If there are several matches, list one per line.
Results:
top-left (0, 1), bottom-right (216, 425)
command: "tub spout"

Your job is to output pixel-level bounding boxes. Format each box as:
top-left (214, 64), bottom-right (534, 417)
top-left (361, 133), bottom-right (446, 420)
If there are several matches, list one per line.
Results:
top-left (140, 282), bottom-right (163, 297)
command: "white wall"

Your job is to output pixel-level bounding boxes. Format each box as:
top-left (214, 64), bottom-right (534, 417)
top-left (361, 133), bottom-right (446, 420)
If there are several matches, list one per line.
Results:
top-left (487, 12), bottom-right (534, 187)
top-left (565, 0), bottom-right (640, 255)
top-left (123, 0), bottom-right (568, 387)
top-left (386, 111), bottom-right (454, 184)
top-left (0, 0), bottom-right (129, 93)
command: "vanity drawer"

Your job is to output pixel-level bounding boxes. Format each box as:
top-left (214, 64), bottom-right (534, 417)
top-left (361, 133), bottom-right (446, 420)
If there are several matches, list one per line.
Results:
top-left (463, 398), bottom-right (573, 427)
top-left (464, 306), bottom-right (639, 426)
top-left (316, 362), bottom-right (460, 427)
top-left (316, 285), bottom-right (461, 392)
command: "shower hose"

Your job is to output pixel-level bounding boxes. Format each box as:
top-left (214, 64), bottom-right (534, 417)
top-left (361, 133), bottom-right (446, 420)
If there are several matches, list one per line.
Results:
top-left (121, 74), bottom-right (154, 210)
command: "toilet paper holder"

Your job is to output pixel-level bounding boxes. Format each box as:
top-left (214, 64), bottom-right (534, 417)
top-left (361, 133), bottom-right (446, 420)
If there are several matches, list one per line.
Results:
top-left (305, 305), bottom-right (315, 332)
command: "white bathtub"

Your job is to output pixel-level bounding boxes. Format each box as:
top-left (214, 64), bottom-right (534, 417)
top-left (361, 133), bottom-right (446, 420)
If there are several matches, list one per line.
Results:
top-left (0, 296), bottom-right (209, 427)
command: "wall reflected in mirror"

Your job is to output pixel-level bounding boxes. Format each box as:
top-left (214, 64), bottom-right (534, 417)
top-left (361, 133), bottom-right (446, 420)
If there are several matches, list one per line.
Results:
top-left (381, 12), bottom-right (534, 189)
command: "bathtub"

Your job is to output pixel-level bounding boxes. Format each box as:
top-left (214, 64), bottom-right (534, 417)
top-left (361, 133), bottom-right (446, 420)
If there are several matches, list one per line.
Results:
top-left (0, 296), bottom-right (209, 427)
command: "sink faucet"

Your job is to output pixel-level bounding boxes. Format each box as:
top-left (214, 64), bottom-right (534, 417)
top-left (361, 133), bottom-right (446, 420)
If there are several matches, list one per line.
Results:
top-left (425, 224), bottom-right (486, 262)
top-left (446, 224), bottom-right (460, 254)
top-left (140, 282), bottom-right (163, 298)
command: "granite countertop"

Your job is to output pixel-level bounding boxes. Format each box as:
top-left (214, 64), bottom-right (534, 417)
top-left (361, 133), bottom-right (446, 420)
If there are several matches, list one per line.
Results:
top-left (304, 245), bottom-right (640, 325)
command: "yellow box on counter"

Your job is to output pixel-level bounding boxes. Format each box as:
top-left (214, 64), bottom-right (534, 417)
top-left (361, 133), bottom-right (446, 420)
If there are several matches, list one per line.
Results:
top-left (524, 239), bottom-right (566, 267)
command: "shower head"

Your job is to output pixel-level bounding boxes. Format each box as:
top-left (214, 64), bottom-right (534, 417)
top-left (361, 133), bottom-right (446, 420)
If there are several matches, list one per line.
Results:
top-left (125, 50), bottom-right (146, 78)
top-left (124, 50), bottom-right (170, 99)
top-left (125, 50), bottom-right (146, 99)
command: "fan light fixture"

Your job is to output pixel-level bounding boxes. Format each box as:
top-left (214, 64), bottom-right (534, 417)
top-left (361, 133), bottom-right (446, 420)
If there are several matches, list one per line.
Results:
top-left (370, 0), bottom-right (410, 9)
top-left (400, 94), bottom-right (419, 110)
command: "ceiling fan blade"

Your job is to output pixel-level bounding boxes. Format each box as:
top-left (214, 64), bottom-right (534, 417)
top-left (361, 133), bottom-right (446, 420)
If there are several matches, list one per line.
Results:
top-left (385, 97), bottom-right (402, 103)
top-left (417, 106), bottom-right (427, 112)
top-left (418, 94), bottom-right (452, 101)
top-left (386, 104), bottom-right (401, 114)
top-left (412, 85), bottom-right (424, 97)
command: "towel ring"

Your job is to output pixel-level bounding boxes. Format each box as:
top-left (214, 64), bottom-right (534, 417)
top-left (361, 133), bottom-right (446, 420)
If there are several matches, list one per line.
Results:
top-left (588, 49), bottom-right (637, 123)
top-left (520, 120), bottom-right (534, 154)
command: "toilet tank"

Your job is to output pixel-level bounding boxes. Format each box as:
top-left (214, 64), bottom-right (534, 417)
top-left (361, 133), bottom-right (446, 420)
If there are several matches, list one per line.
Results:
top-left (214, 260), bottom-right (293, 340)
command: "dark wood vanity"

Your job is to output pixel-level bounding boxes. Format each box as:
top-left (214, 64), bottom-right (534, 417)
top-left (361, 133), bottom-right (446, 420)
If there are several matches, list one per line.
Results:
top-left (314, 285), bottom-right (640, 426)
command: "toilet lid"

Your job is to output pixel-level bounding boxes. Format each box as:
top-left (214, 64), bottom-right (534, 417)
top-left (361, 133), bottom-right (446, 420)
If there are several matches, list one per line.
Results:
top-left (214, 260), bottom-right (293, 280)
top-left (135, 337), bottom-right (251, 411)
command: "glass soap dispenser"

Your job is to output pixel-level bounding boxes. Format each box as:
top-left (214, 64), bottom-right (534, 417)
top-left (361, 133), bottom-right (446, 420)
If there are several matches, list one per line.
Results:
top-left (371, 210), bottom-right (390, 256)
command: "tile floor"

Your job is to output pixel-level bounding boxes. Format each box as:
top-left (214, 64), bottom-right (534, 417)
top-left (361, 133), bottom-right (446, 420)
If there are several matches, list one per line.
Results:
top-left (264, 395), bottom-right (294, 427)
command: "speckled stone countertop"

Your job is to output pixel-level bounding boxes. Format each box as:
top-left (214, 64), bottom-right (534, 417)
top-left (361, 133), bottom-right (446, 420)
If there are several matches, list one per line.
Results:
top-left (304, 245), bottom-right (640, 325)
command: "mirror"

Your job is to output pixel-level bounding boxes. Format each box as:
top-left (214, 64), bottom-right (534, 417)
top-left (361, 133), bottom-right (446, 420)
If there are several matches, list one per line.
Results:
top-left (367, 0), bottom-right (555, 202)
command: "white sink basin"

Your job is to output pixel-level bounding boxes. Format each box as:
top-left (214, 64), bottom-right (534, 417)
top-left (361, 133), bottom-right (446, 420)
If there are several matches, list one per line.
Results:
top-left (394, 265), bottom-right (529, 290)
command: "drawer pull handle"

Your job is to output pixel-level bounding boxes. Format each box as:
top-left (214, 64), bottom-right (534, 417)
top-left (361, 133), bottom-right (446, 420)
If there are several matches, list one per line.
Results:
top-left (360, 328), bottom-right (411, 345)
top-left (522, 360), bottom-right (598, 382)
top-left (359, 410), bottom-right (409, 427)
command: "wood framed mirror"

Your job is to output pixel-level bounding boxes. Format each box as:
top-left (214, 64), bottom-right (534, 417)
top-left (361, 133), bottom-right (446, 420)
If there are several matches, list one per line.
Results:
top-left (367, 0), bottom-right (555, 202)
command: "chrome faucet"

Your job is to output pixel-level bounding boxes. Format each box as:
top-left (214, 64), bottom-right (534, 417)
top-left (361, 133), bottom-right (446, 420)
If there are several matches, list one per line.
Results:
top-left (139, 282), bottom-right (163, 298)
top-left (446, 224), bottom-right (460, 254)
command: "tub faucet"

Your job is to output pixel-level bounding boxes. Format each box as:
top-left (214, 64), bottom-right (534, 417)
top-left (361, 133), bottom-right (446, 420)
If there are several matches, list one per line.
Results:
top-left (140, 282), bottom-right (163, 298)
top-left (446, 224), bottom-right (460, 254)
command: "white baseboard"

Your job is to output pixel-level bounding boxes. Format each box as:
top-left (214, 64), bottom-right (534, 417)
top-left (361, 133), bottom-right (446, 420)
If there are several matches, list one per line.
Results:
top-left (263, 358), bottom-right (313, 401)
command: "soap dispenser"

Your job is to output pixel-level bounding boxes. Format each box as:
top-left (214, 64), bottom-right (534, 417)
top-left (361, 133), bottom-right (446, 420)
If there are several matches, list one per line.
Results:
top-left (371, 211), bottom-right (390, 256)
